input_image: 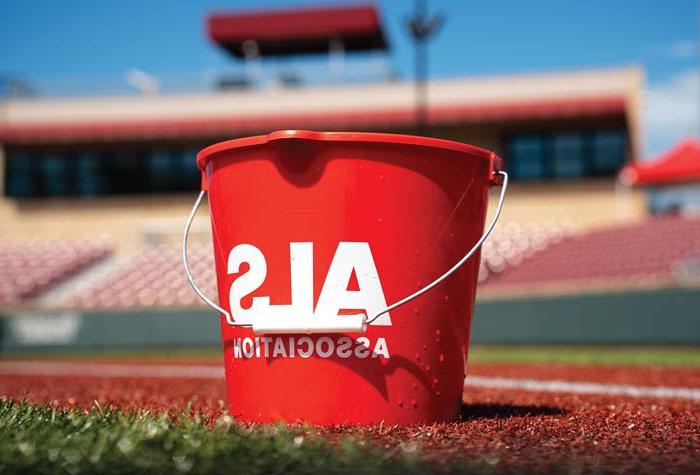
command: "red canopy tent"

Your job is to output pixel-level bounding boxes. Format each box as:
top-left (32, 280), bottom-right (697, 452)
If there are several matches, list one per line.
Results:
top-left (207, 3), bottom-right (388, 58)
top-left (619, 139), bottom-right (700, 186)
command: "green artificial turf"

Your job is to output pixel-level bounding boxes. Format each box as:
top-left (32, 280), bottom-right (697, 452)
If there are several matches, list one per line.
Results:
top-left (0, 400), bottom-right (432, 475)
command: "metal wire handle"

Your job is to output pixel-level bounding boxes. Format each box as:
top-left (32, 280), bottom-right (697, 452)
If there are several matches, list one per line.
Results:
top-left (182, 170), bottom-right (508, 328)
top-left (182, 191), bottom-right (251, 327)
top-left (365, 170), bottom-right (508, 324)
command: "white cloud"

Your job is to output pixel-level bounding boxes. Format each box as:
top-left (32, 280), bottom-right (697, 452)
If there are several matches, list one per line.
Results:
top-left (643, 68), bottom-right (699, 159)
top-left (647, 40), bottom-right (697, 60)
top-left (669, 40), bottom-right (697, 60)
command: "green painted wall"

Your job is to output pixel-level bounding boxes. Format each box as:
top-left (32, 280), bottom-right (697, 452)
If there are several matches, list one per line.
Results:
top-left (472, 287), bottom-right (700, 344)
top-left (1, 287), bottom-right (698, 350)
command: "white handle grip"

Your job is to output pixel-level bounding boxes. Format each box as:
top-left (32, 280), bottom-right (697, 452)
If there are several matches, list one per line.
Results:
top-left (253, 314), bottom-right (368, 334)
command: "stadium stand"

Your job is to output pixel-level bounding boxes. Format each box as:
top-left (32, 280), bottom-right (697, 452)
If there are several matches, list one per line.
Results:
top-left (66, 243), bottom-right (215, 309)
top-left (6, 215), bottom-right (700, 309)
top-left (60, 222), bottom-right (571, 310)
top-left (0, 237), bottom-right (112, 305)
top-left (12, 216), bottom-right (698, 310)
top-left (482, 214), bottom-right (700, 289)
top-left (478, 222), bottom-right (576, 283)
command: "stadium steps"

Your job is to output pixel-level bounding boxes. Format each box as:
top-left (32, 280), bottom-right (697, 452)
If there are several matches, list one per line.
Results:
top-left (39, 253), bottom-right (131, 306)
top-left (65, 243), bottom-right (216, 309)
top-left (478, 221), bottom-right (576, 284)
top-left (59, 223), bottom-right (570, 310)
top-left (0, 237), bottom-right (113, 306)
top-left (480, 213), bottom-right (700, 293)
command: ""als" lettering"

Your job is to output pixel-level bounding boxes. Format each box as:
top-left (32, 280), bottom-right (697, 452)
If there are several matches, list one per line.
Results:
top-left (227, 242), bottom-right (391, 327)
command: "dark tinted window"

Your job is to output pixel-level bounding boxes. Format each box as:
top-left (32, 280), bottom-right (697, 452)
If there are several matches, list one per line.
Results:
top-left (5, 151), bottom-right (36, 197)
top-left (41, 154), bottom-right (70, 195)
top-left (76, 151), bottom-right (104, 196)
top-left (177, 149), bottom-right (201, 190)
top-left (551, 133), bottom-right (585, 178)
top-left (507, 135), bottom-right (546, 180)
top-left (505, 129), bottom-right (627, 181)
top-left (592, 131), bottom-right (627, 175)
top-left (4, 146), bottom-right (202, 198)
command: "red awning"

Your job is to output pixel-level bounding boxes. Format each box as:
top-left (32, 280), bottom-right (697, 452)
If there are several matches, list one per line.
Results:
top-left (620, 139), bottom-right (700, 186)
top-left (0, 96), bottom-right (626, 145)
top-left (207, 4), bottom-right (388, 58)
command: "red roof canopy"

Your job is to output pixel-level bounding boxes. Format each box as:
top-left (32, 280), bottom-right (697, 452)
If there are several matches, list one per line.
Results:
top-left (207, 3), bottom-right (388, 58)
top-left (620, 139), bottom-right (700, 186)
top-left (0, 96), bottom-right (626, 144)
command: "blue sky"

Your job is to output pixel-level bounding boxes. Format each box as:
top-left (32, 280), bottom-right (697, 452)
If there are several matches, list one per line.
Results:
top-left (1, 0), bottom-right (698, 156)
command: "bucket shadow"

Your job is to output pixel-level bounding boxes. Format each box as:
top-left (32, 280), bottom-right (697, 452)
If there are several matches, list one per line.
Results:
top-left (459, 403), bottom-right (565, 421)
top-left (267, 351), bottom-right (432, 401)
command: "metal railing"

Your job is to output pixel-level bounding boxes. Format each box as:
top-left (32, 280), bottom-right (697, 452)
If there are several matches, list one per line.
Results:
top-left (1, 56), bottom-right (398, 99)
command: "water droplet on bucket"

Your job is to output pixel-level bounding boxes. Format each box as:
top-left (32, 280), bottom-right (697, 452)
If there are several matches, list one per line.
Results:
top-left (379, 174), bottom-right (385, 181)
top-left (432, 378), bottom-right (438, 386)
top-left (413, 307), bottom-right (419, 315)
top-left (444, 295), bottom-right (450, 301)
top-left (398, 399), bottom-right (403, 407)
top-left (436, 391), bottom-right (441, 397)
top-left (412, 383), bottom-right (418, 390)
top-left (424, 364), bottom-right (432, 372)
top-left (439, 353), bottom-right (445, 363)
top-left (422, 344), bottom-right (428, 350)
top-left (449, 232), bottom-right (455, 238)
top-left (377, 217), bottom-right (384, 223)
top-left (415, 353), bottom-right (421, 361)
top-left (435, 329), bottom-right (442, 336)
top-left (435, 337), bottom-right (441, 344)
top-left (411, 399), bottom-right (417, 408)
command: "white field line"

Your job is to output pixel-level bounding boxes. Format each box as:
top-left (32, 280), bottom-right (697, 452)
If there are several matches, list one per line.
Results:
top-left (0, 361), bottom-right (224, 379)
top-left (1, 361), bottom-right (699, 401)
top-left (465, 375), bottom-right (700, 401)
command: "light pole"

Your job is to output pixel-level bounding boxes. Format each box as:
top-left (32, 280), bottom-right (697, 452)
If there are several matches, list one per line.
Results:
top-left (408, 0), bottom-right (443, 135)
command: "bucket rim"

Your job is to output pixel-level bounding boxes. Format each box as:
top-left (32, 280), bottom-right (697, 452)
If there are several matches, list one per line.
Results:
top-left (196, 130), bottom-right (496, 171)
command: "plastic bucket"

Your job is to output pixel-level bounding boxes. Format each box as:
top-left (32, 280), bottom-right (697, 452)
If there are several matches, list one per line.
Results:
top-left (183, 130), bottom-right (506, 425)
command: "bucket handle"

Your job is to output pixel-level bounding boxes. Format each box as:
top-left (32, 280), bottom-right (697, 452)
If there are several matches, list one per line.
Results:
top-left (366, 169), bottom-right (508, 324)
top-left (182, 170), bottom-right (508, 330)
top-left (182, 191), bottom-right (249, 327)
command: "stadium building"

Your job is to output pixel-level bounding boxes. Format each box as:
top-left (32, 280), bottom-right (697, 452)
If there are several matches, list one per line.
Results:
top-left (0, 4), bottom-right (697, 350)
top-left (0, 65), bottom-right (646, 240)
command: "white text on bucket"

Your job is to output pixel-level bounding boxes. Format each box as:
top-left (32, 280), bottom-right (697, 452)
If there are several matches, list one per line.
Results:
top-left (227, 242), bottom-right (392, 326)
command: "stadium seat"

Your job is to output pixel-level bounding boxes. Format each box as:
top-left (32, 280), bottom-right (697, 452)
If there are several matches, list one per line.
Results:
top-left (66, 222), bottom-right (576, 310)
top-left (0, 237), bottom-right (112, 305)
top-left (68, 243), bottom-right (216, 309)
top-left (478, 221), bottom-right (575, 284)
top-left (481, 214), bottom-right (700, 289)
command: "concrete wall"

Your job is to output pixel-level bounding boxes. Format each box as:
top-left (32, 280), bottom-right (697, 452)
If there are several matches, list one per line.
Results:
top-left (0, 192), bottom-right (209, 249)
top-left (489, 179), bottom-right (646, 229)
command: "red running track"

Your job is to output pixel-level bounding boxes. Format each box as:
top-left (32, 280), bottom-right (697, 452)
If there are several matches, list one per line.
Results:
top-left (0, 359), bottom-right (699, 474)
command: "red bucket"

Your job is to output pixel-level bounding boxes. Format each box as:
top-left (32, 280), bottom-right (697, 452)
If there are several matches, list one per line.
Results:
top-left (183, 130), bottom-right (507, 425)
